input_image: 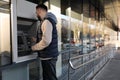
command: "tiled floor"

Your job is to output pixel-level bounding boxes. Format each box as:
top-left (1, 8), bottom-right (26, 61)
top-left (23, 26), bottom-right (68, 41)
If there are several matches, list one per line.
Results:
top-left (93, 50), bottom-right (120, 80)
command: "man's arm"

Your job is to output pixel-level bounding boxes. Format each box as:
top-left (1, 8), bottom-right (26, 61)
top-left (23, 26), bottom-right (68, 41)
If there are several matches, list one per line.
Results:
top-left (32, 20), bottom-right (53, 51)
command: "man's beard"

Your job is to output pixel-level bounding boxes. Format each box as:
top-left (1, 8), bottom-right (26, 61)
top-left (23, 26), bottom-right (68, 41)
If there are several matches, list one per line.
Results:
top-left (37, 16), bottom-right (42, 21)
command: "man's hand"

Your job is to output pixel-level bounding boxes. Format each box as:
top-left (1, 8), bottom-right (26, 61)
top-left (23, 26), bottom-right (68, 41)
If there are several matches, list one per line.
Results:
top-left (31, 37), bottom-right (36, 43)
top-left (31, 46), bottom-right (34, 51)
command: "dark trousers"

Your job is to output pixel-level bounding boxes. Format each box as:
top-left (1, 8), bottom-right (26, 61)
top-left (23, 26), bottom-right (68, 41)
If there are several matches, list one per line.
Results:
top-left (41, 57), bottom-right (58, 80)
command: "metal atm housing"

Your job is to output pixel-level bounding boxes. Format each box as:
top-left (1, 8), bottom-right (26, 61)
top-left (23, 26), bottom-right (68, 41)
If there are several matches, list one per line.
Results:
top-left (11, 0), bottom-right (38, 63)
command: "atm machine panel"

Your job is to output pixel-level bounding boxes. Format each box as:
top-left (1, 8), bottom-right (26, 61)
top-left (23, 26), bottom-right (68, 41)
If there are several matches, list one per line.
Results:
top-left (17, 17), bottom-right (37, 57)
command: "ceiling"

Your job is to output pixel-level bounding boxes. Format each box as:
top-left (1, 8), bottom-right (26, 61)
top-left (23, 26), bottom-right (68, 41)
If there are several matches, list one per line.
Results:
top-left (104, 0), bottom-right (120, 31)
top-left (0, 0), bottom-right (120, 31)
top-left (61, 0), bottom-right (120, 31)
top-left (0, 1), bottom-right (9, 13)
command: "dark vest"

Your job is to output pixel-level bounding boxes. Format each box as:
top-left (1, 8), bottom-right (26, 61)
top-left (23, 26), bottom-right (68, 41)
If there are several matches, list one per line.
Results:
top-left (36, 17), bottom-right (59, 58)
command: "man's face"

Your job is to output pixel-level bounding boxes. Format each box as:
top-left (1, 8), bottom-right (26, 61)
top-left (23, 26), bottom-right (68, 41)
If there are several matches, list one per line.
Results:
top-left (36, 8), bottom-right (45, 21)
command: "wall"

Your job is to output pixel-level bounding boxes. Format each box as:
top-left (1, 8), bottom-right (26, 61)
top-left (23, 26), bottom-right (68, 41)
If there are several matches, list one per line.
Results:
top-left (49, 0), bottom-right (62, 77)
top-left (17, 0), bottom-right (37, 19)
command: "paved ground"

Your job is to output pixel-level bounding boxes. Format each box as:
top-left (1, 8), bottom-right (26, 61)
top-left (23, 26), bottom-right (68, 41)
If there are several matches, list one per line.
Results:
top-left (93, 50), bottom-right (120, 80)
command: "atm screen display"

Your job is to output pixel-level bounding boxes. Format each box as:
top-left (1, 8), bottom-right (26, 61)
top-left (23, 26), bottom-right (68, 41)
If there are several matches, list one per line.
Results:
top-left (17, 17), bottom-right (37, 57)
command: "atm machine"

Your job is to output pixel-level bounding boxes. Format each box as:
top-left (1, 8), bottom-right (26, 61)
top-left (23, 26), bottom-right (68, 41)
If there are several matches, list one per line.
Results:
top-left (11, 0), bottom-right (38, 63)
top-left (1, 0), bottom-right (39, 80)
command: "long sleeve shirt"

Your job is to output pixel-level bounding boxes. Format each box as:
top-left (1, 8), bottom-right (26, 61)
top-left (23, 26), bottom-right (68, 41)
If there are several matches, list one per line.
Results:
top-left (32, 20), bottom-right (53, 51)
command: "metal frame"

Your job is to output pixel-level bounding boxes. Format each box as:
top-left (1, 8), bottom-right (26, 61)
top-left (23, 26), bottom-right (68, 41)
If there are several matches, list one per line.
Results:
top-left (68, 45), bottom-right (115, 80)
top-left (69, 50), bottom-right (108, 69)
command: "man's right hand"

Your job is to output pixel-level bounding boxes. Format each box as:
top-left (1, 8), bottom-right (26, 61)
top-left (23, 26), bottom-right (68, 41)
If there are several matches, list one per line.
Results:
top-left (31, 37), bottom-right (36, 43)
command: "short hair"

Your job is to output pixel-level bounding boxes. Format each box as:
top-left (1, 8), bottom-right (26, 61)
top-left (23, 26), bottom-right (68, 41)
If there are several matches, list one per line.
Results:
top-left (36, 4), bottom-right (48, 11)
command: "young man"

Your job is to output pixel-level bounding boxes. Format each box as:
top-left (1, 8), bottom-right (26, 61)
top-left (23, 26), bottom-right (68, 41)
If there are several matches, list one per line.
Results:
top-left (31, 4), bottom-right (59, 80)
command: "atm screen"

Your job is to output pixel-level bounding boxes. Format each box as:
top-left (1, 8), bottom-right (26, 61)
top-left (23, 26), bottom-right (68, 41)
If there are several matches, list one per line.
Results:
top-left (17, 17), bottom-right (37, 57)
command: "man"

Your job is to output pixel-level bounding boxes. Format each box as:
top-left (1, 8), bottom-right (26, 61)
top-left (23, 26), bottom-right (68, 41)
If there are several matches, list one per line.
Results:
top-left (31, 4), bottom-right (59, 80)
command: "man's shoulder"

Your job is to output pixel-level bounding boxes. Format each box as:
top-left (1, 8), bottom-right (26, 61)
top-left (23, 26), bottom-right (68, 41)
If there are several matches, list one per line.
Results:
top-left (43, 19), bottom-right (51, 24)
top-left (42, 19), bottom-right (52, 27)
